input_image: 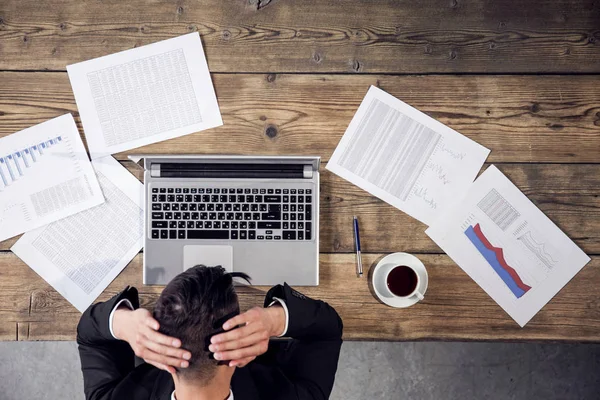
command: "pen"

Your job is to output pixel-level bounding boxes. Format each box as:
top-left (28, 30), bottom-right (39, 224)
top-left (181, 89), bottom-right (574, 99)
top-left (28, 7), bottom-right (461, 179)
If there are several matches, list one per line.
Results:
top-left (353, 216), bottom-right (363, 277)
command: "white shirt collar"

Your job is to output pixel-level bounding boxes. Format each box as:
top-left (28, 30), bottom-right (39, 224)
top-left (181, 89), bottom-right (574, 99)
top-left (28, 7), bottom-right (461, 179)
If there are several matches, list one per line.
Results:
top-left (171, 390), bottom-right (233, 400)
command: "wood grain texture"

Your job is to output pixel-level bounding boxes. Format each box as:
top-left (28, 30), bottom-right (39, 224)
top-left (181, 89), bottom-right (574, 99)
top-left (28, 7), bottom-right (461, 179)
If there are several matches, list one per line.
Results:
top-left (0, 0), bottom-right (598, 73)
top-left (1, 162), bottom-right (599, 254)
top-left (1, 73), bottom-right (599, 162)
top-left (2, 252), bottom-right (600, 341)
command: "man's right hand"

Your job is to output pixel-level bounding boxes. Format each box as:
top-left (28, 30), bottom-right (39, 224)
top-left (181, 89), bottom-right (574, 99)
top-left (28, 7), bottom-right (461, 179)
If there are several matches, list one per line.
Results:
top-left (209, 305), bottom-right (286, 367)
top-left (113, 307), bottom-right (191, 374)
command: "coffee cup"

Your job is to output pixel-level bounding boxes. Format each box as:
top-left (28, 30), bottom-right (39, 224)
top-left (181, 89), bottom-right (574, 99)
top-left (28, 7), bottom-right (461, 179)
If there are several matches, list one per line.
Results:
top-left (371, 252), bottom-right (428, 308)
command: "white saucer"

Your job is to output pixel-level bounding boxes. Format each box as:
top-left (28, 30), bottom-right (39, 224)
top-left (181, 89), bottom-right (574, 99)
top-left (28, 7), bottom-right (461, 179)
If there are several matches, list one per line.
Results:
top-left (371, 252), bottom-right (428, 308)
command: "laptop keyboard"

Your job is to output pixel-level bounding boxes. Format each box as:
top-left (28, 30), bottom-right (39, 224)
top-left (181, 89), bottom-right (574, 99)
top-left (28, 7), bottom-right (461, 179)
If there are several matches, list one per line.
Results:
top-left (150, 187), bottom-right (313, 241)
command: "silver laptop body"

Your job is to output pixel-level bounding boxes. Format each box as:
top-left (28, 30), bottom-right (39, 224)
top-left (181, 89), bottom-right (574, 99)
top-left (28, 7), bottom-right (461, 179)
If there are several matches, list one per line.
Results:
top-left (130, 155), bottom-right (320, 286)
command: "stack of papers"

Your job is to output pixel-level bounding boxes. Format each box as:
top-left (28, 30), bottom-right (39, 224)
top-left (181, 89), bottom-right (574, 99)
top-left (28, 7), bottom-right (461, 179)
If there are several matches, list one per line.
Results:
top-left (5, 32), bottom-right (222, 312)
top-left (327, 86), bottom-right (590, 326)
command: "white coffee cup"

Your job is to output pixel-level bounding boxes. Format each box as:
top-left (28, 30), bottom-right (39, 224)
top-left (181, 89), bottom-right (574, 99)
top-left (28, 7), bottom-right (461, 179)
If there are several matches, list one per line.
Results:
top-left (372, 253), bottom-right (428, 308)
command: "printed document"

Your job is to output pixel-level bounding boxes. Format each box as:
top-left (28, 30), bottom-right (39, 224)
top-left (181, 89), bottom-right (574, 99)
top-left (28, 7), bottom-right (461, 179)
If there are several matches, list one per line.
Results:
top-left (326, 86), bottom-right (490, 226)
top-left (426, 165), bottom-right (591, 326)
top-left (0, 114), bottom-right (104, 241)
top-left (67, 32), bottom-right (223, 159)
top-left (12, 156), bottom-right (144, 312)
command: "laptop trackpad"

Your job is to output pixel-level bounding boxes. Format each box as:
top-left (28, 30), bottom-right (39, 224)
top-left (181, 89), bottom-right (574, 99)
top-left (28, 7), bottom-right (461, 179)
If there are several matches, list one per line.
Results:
top-left (183, 245), bottom-right (233, 272)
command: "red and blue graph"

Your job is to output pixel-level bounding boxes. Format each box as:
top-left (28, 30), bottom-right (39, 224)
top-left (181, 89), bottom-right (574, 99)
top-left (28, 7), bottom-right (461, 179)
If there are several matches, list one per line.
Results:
top-left (465, 223), bottom-right (531, 298)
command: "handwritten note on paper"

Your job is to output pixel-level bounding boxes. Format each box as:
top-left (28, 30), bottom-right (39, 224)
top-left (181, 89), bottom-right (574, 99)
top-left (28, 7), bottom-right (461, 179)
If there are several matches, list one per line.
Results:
top-left (326, 86), bottom-right (490, 225)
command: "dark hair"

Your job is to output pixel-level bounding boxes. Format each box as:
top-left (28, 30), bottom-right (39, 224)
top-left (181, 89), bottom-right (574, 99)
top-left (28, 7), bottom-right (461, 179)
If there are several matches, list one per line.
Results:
top-left (153, 265), bottom-right (250, 384)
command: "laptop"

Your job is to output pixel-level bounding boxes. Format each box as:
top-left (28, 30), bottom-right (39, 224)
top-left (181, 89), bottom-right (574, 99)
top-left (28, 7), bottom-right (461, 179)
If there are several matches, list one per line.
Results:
top-left (129, 155), bottom-right (320, 286)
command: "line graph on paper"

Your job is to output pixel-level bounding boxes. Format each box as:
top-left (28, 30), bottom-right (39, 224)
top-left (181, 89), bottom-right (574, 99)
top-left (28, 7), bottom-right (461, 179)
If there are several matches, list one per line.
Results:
top-left (517, 230), bottom-right (558, 270)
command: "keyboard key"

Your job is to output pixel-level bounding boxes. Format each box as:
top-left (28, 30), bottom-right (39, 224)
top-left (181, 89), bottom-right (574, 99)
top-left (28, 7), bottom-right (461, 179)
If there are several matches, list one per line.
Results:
top-left (257, 235), bottom-right (265, 240)
top-left (252, 189), bottom-right (258, 194)
top-left (306, 205), bottom-right (312, 220)
top-left (202, 195), bottom-right (210, 202)
top-left (260, 189), bottom-right (266, 194)
top-left (264, 196), bottom-right (281, 203)
top-left (207, 204), bottom-right (215, 211)
top-left (176, 195), bottom-right (183, 202)
top-left (240, 221), bottom-right (248, 229)
top-left (192, 212), bottom-right (199, 220)
top-left (259, 204), bottom-right (267, 212)
top-left (216, 204), bottom-right (224, 211)
top-left (290, 189), bottom-right (297, 194)
top-left (305, 222), bottom-right (312, 240)
top-left (283, 189), bottom-right (289, 194)
top-left (256, 195), bottom-right (263, 203)
top-left (183, 212), bottom-right (190, 220)
top-left (211, 195), bottom-right (219, 202)
top-left (167, 195), bottom-right (175, 202)
top-left (206, 188), bottom-right (213, 194)
top-left (291, 205), bottom-right (297, 212)
top-left (178, 221), bottom-right (186, 228)
top-left (151, 230), bottom-right (159, 239)
top-left (152, 212), bottom-right (164, 219)
top-left (306, 195), bottom-right (312, 203)
top-left (265, 230), bottom-right (273, 234)
top-left (190, 204), bottom-right (197, 211)
top-left (268, 204), bottom-right (281, 212)
top-left (188, 230), bottom-right (230, 239)
top-left (200, 212), bottom-right (208, 219)
top-left (152, 195), bottom-right (158, 202)
top-left (169, 230), bottom-right (177, 239)
top-left (222, 221), bottom-right (230, 229)
top-left (231, 230), bottom-right (239, 239)
top-left (283, 204), bottom-right (289, 212)
top-left (163, 203), bottom-right (171, 211)
top-left (152, 221), bottom-right (167, 228)
top-left (290, 214), bottom-right (296, 221)
top-left (258, 222), bottom-right (281, 229)
top-left (185, 195), bottom-right (192, 202)
top-left (152, 204), bottom-right (161, 211)
top-left (187, 221), bottom-right (194, 228)
top-left (174, 212), bottom-right (182, 220)
top-left (178, 230), bottom-right (186, 239)
top-left (214, 188), bottom-right (220, 194)
top-left (283, 213), bottom-right (289, 220)
top-left (220, 195), bottom-right (227, 203)
top-left (249, 230), bottom-right (256, 239)
top-left (196, 221), bottom-right (203, 229)
top-left (298, 213), bottom-right (304, 221)
top-left (244, 213), bottom-right (252, 220)
top-left (169, 221), bottom-right (177, 229)
top-left (251, 204), bottom-right (258, 212)
top-left (159, 188), bottom-right (166, 193)
top-left (199, 204), bottom-right (206, 211)
top-left (240, 230), bottom-right (247, 239)
top-left (235, 213), bottom-right (243, 220)
top-left (229, 195), bottom-right (236, 202)
top-left (298, 189), bottom-right (304, 194)
top-left (283, 222), bottom-right (289, 229)
top-left (214, 221), bottom-right (221, 229)
top-left (205, 221), bottom-right (213, 229)
top-left (298, 222), bottom-right (304, 229)
top-left (225, 204), bottom-right (232, 211)
top-left (298, 231), bottom-right (304, 240)
top-left (252, 213), bottom-right (261, 220)
top-left (175, 188), bottom-right (182, 193)
top-left (290, 222), bottom-right (296, 230)
top-left (283, 231), bottom-right (296, 240)
top-left (191, 188), bottom-right (197, 193)
top-left (298, 196), bottom-right (304, 203)
top-left (159, 195), bottom-right (166, 202)
top-left (267, 189), bottom-right (274, 194)
top-left (246, 195), bottom-right (254, 202)
top-left (232, 221), bottom-right (239, 229)
top-left (306, 189), bottom-right (312, 194)
top-left (245, 188), bottom-right (251, 194)
top-left (274, 236), bottom-right (281, 240)
top-left (167, 188), bottom-right (174, 193)
top-left (266, 236), bottom-right (273, 240)
top-left (209, 213), bottom-right (217, 220)
top-left (275, 189), bottom-right (281, 194)
top-left (226, 212), bottom-right (234, 220)
top-left (181, 204), bottom-right (188, 211)
top-left (298, 205), bottom-right (304, 212)
top-left (233, 204), bottom-right (241, 212)
top-left (283, 196), bottom-right (289, 202)
top-left (194, 195), bottom-right (202, 202)
top-left (291, 195), bottom-right (297, 202)
top-left (218, 213), bottom-right (225, 220)
top-left (249, 221), bottom-right (256, 229)
top-left (262, 212), bottom-right (281, 220)
top-left (242, 204), bottom-right (250, 212)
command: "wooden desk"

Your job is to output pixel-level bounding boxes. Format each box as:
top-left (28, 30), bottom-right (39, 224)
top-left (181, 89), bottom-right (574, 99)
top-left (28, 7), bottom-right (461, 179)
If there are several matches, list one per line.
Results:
top-left (1, 0), bottom-right (599, 342)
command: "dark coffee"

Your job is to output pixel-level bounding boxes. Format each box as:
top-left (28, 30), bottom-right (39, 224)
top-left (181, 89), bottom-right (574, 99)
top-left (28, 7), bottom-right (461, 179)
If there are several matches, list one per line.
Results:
top-left (386, 265), bottom-right (418, 297)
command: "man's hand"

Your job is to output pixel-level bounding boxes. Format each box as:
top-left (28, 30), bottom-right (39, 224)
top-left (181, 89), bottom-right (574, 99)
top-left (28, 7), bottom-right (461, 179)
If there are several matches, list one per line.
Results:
top-left (209, 305), bottom-right (286, 367)
top-left (113, 307), bottom-right (191, 374)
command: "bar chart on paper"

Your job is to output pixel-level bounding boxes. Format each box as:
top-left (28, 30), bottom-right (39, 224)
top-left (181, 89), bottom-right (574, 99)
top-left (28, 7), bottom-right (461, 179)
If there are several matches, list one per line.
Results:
top-left (0, 136), bottom-right (65, 191)
top-left (0, 114), bottom-right (103, 242)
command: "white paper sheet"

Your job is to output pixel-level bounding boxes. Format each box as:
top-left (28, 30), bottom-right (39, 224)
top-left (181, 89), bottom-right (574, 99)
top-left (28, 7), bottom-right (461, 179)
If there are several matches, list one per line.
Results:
top-left (326, 86), bottom-right (490, 226)
top-left (11, 156), bottom-right (144, 312)
top-left (67, 32), bottom-right (223, 159)
top-left (426, 165), bottom-right (591, 326)
top-left (0, 114), bottom-right (104, 241)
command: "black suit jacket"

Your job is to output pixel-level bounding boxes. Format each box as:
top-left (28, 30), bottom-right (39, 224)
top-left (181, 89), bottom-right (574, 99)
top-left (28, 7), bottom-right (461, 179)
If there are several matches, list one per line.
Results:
top-left (77, 284), bottom-right (343, 400)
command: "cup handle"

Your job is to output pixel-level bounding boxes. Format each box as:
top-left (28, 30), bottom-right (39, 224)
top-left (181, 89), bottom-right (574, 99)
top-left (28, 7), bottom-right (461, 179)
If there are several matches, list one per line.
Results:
top-left (414, 291), bottom-right (424, 301)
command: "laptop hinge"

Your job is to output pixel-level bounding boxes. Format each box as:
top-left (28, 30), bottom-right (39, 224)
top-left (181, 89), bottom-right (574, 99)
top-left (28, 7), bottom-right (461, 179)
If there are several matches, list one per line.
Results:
top-left (150, 163), bottom-right (312, 179)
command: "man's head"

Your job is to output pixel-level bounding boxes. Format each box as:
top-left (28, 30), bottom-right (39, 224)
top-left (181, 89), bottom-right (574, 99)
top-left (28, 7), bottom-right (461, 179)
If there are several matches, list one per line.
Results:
top-left (153, 265), bottom-right (250, 385)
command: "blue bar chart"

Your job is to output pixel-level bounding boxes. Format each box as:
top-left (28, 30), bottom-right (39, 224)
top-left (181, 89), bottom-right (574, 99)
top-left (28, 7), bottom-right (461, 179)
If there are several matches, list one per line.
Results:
top-left (0, 136), bottom-right (62, 190)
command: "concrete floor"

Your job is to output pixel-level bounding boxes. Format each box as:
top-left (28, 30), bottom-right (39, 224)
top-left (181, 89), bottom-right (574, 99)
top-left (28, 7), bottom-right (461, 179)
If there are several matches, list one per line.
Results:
top-left (1, 341), bottom-right (599, 399)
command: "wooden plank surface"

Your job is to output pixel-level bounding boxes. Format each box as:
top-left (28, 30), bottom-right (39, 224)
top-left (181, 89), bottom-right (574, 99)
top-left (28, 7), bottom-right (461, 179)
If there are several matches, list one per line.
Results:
top-left (0, 0), bottom-right (599, 73)
top-left (2, 252), bottom-right (600, 341)
top-left (1, 162), bottom-right (599, 255)
top-left (1, 73), bottom-right (600, 163)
